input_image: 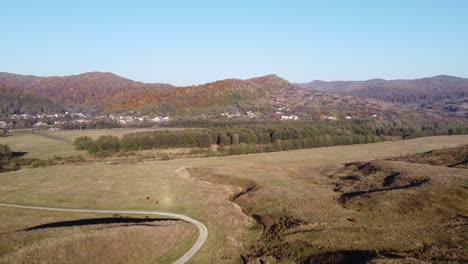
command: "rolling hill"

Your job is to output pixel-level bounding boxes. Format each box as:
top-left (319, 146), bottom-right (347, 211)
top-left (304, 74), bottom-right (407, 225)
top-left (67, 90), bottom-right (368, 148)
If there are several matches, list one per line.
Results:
top-left (299, 75), bottom-right (468, 117)
top-left (0, 72), bottom-right (404, 118)
top-left (107, 74), bottom-right (419, 119)
top-left (1, 72), bottom-right (467, 121)
top-left (0, 72), bottom-right (174, 113)
top-left (0, 84), bottom-right (65, 117)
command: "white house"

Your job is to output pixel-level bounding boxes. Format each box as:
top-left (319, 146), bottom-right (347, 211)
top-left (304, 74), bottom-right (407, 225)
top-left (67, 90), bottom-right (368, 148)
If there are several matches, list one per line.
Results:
top-left (281, 115), bottom-right (299, 120)
top-left (33, 122), bottom-right (48, 127)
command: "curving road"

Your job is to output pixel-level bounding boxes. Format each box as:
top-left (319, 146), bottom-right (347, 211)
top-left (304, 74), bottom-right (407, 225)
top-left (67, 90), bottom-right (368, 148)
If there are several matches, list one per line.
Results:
top-left (0, 203), bottom-right (208, 264)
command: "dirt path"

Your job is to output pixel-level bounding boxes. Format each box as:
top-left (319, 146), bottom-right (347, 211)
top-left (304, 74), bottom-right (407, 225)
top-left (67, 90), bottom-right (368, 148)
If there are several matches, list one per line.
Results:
top-left (0, 203), bottom-right (208, 264)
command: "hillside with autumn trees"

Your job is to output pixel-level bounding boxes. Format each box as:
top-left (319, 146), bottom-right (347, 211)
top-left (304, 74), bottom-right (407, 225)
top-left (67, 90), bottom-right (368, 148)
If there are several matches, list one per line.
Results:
top-left (1, 72), bottom-right (468, 123)
top-left (299, 75), bottom-right (468, 118)
top-left (0, 72), bottom-right (174, 114)
top-left (0, 83), bottom-right (65, 116)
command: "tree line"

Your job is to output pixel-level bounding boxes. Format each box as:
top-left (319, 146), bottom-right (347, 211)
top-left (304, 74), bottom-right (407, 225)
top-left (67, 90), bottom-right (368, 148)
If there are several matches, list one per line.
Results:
top-left (74, 116), bottom-right (468, 157)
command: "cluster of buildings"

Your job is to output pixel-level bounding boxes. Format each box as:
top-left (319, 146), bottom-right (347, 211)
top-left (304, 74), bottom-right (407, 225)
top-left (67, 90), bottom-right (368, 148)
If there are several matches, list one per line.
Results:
top-left (105, 115), bottom-right (170, 125)
top-left (274, 106), bottom-right (300, 121)
top-left (0, 121), bottom-right (8, 129)
top-left (220, 111), bottom-right (256, 119)
top-left (1, 111), bottom-right (172, 129)
top-left (324, 114), bottom-right (378, 121)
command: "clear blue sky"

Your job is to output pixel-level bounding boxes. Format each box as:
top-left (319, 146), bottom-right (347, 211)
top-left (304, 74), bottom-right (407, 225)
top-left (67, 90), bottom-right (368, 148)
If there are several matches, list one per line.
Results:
top-left (2, 0), bottom-right (467, 85)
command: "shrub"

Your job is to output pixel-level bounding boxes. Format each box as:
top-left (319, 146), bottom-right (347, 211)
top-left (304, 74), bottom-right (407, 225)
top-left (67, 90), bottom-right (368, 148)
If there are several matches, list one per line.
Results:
top-left (74, 136), bottom-right (95, 150)
top-left (160, 153), bottom-right (172, 160)
top-left (0, 144), bottom-right (12, 160)
top-left (30, 159), bottom-right (55, 168)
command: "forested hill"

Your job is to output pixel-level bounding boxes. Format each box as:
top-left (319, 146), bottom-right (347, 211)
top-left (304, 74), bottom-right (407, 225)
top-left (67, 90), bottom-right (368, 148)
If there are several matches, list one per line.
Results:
top-left (0, 84), bottom-right (65, 117)
top-left (0, 72), bottom-right (290, 114)
top-left (1, 72), bottom-right (468, 120)
top-left (0, 72), bottom-right (174, 113)
top-left (0, 72), bottom-right (414, 119)
top-left (299, 75), bottom-right (468, 117)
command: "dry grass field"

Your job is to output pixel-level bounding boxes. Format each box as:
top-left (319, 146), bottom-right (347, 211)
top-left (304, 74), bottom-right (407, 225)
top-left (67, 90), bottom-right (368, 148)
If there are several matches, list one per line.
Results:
top-left (0, 134), bottom-right (467, 263)
top-left (0, 207), bottom-right (197, 264)
top-left (0, 133), bottom-right (84, 159)
top-left (0, 128), bottom-right (190, 160)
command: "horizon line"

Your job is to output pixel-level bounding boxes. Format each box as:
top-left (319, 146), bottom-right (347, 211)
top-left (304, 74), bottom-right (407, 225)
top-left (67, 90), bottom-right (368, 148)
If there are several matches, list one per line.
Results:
top-left (0, 71), bottom-right (466, 87)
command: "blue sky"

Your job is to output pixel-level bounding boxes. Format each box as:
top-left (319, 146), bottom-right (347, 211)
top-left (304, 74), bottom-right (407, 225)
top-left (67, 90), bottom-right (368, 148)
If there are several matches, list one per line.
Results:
top-left (2, 0), bottom-right (467, 85)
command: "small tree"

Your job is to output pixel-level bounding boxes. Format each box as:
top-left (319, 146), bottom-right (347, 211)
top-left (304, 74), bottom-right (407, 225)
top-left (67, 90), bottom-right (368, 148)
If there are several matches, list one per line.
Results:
top-left (196, 132), bottom-right (212, 148)
top-left (218, 133), bottom-right (230, 146)
top-left (0, 144), bottom-right (13, 160)
top-left (94, 135), bottom-right (120, 154)
top-left (74, 136), bottom-right (95, 150)
top-left (231, 133), bottom-right (240, 145)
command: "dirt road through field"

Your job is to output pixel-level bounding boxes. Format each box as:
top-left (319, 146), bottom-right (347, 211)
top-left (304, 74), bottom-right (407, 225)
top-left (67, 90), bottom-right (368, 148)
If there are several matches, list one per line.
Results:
top-left (0, 203), bottom-right (208, 264)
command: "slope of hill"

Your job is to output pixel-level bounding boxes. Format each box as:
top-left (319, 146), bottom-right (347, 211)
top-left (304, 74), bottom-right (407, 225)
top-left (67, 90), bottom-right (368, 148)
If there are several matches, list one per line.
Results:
top-left (1, 72), bottom-right (467, 122)
top-left (121, 74), bottom-right (422, 119)
top-left (299, 75), bottom-right (468, 117)
top-left (0, 84), bottom-right (65, 117)
top-left (111, 74), bottom-right (291, 115)
top-left (0, 72), bottom-right (174, 113)
top-left (390, 144), bottom-right (468, 168)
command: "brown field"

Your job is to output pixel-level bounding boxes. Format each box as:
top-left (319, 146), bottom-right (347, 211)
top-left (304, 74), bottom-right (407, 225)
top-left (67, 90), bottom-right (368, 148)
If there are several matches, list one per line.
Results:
top-left (0, 207), bottom-right (197, 264)
top-left (0, 135), bottom-right (467, 263)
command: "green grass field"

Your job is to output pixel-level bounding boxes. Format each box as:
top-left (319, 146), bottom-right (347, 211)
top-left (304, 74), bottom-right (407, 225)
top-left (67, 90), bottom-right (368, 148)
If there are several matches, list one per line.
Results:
top-left (0, 128), bottom-right (188, 160)
top-left (1, 134), bottom-right (467, 263)
top-left (0, 133), bottom-right (84, 159)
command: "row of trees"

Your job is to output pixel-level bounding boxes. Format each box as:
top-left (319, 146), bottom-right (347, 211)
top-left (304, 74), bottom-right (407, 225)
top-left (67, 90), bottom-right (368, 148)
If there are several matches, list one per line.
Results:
top-left (228, 134), bottom-right (382, 155)
top-left (74, 130), bottom-right (212, 157)
top-left (75, 117), bottom-right (468, 157)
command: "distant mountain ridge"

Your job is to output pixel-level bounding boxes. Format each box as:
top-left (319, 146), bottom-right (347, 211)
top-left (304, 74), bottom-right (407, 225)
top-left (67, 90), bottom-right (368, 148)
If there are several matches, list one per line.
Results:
top-left (299, 75), bottom-right (468, 117)
top-left (1, 72), bottom-right (467, 120)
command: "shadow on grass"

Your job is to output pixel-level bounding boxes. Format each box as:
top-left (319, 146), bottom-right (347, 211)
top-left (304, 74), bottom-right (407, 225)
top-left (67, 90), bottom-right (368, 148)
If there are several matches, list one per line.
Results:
top-left (20, 217), bottom-right (178, 231)
top-left (309, 250), bottom-right (378, 264)
top-left (12, 151), bottom-right (28, 158)
top-left (340, 179), bottom-right (429, 203)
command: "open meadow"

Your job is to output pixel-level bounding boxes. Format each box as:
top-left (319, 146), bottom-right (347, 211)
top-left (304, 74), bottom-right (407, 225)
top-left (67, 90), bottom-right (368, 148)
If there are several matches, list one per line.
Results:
top-left (0, 207), bottom-right (197, 264)
top-left (0, 132), bottom-right (467, 263)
